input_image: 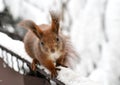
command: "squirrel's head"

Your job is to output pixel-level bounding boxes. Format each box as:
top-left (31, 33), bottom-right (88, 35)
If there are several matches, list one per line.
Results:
top-left (19, 11), bottom-right (64, 55)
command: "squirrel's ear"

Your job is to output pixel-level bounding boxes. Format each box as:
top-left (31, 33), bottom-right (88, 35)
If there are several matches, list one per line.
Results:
top-left (50, 11), bottom-right (60, 34)
top-left (18, 20), bottom-right (43, 38)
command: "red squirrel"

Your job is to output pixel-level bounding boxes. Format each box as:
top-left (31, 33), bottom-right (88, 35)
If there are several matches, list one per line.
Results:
top-left (19, 11), bottom-right (79, 78)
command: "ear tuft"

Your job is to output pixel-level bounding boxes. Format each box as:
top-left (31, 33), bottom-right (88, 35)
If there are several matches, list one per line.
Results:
top-left (50, 11), bottom-right (60, 34)
top-left (18, 20), bottom-right (43, 38)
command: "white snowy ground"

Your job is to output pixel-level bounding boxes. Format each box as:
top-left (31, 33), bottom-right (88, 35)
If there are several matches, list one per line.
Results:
top-left (0, 0), bottom-right (120, 85)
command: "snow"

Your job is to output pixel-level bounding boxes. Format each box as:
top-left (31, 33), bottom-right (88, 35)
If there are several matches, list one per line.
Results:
top-left (4, 0), bottom-right (61, 24)
top-left (57, 67), bottom-right (101, 85)
top-left (69, 0), bottom-right (120, 85)
top-left (0, 0), bottom-right (5, 12)
top-left (0, 32), bottom-right (32, 74)
top-left (89, 43), bottom-right (120, 85)
top-left (70, 0), bottom-right (106, 77)
top-left (0, 32), bottom-right (32, 63)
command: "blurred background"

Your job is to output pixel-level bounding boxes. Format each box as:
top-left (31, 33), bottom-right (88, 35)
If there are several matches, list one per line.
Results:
top-left (0, 0), bottom-right (120, 85)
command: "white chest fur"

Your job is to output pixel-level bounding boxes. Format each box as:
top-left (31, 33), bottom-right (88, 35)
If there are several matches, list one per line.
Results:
top-left (49, 51), bottom-right (62, 62)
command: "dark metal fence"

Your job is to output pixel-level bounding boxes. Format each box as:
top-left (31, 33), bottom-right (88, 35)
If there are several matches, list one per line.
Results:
top-left (0, 44), bottom-right (65, 85)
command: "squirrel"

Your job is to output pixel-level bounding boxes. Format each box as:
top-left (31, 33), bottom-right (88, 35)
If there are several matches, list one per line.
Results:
top-left (18, 11), bottom-right (79, 78)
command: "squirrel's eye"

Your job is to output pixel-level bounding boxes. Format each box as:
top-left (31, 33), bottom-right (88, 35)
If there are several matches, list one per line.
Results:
top-left (40, 42), bottom-right (44, 46)
top-left (56, 37), bottom-right (59, 42)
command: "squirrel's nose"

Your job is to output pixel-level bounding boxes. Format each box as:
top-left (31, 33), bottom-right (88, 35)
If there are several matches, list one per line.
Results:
top-left (51, 49), bottom-right (55, 53)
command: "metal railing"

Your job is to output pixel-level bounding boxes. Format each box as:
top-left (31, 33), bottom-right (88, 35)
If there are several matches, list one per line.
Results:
top-left (0, 44), bottom-right (65, 85)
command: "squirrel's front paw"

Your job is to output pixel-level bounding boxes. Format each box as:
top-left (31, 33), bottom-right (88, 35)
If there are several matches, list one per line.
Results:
top-left (31, 63), bottom-right (36, 71)
top-left (31, 59), bottom-right (39, 71)
top-left (51, 69), bottom-right (58, 78)
top-left (51, 67), bottom-right (61, 78)
top-left (56, 63), bottom-right (68, 68)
